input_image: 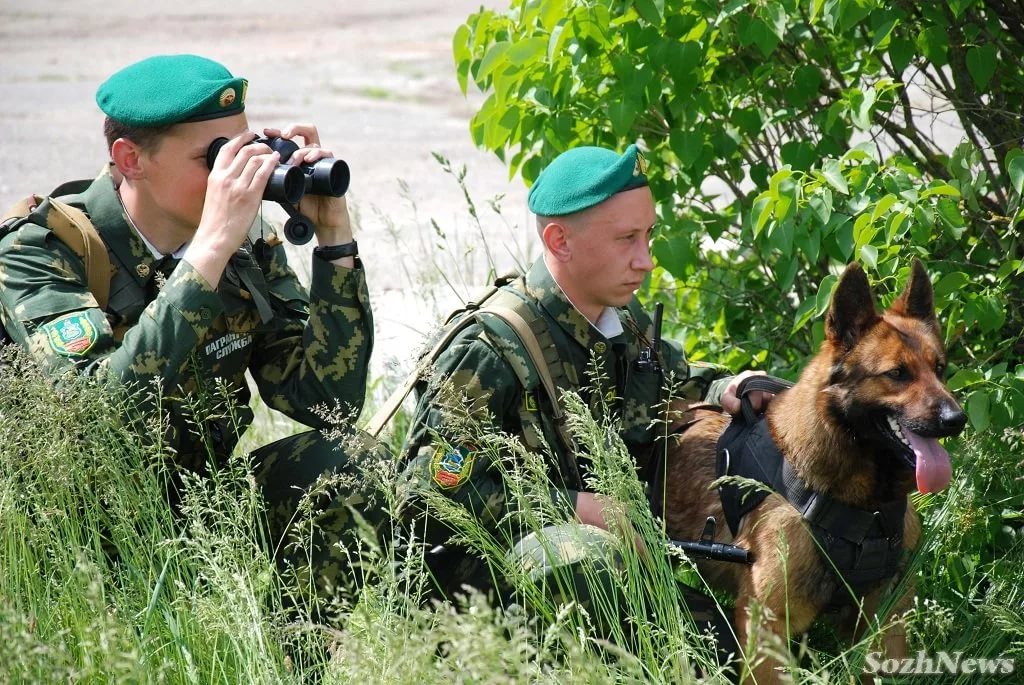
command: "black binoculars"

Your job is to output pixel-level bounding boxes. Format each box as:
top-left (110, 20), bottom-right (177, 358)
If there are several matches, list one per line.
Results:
top-left (205, 136), bottom-right (351, 244)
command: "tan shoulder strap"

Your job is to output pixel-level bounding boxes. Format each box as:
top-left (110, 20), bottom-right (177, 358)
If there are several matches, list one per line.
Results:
top-left (365, 312), bottom-right (484, 439)
top-left (46, 199), bottom-right (111, 310)
top-left (1, 195), bottom-right (111, 310)
top-left (366, 301), bottom-right (567, 439)
top-left (365, 298), bottom-right (556, 440)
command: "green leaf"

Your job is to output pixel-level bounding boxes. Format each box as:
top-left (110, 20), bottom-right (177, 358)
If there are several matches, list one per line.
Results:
top-left (966, 44), bottom-right (998, 91)
top-left (652, 229), bottom-right (697, 279)
top-left (752, 193), bottom-right (774, 237)
top-left (933, 271), bottom-right (969, 298)
top-left (815, 274), bottom-right (839, 317)
top-left (936, 198), bottom-right (966, 239)
top-left (670, 129), bottom-right (703, 168)
top-left (834, 216), bottom-right (855, 258)
top-left (809, 189), bottom-right (833, 225)
top-left (787, 65), bottom-right (823, 106)
top-left (947, 368), bottom-right (984, 391)
top-left (871, 18), bottom-right (898, 52)
top-left (888, 37), bottom-right (915, 73)
top-left (608, 100), bottom-right (638, 137)
top-left (997, 260), bottom-right (1021, 282)
top-left (506, 37), bottom-right (547, 66)
top-left (740, 16), bottom-right (780, 58)
top-left (768, 168), bottom-right (794, 199)
top-left (860, 244), bottom-right (878, 269)
top-left (822, 160), bottom-right (849, 195)
top-left (919, 184), bottom-right (960, 199)
top-left (871, 194), bottom-right (898, 222)
top-left (633, 0), bottom-right (664, 25)
top-left (976, 295), bottom-right (1006, 333)
top-left (852, 87), bottom-right (877, 131)
top-left (916, 26), bottom-right (949, 66)
top-left (967, 389), bottom-right (991, 432)
top-left (792, 293), bottom-right (817, 334)
top-left (477, 41), bottom-right (511, 80)
top-left (809, 0), bottom-right (826, 23)
top-left (453, 24), bottom-right (472, 67)
top-left (1007, 152), bottom-right (1024, 195)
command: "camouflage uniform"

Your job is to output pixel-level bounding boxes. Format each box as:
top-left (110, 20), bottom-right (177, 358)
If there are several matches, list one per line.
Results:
top-left (400, 258), bottom-right (737, 667)
top-left (0, 169), bottom-right (384, 594)
top-left (401, 258), bottom-right (730, 543)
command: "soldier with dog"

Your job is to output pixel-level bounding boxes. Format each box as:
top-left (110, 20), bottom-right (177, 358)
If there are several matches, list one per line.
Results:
top-left (395, 143), bottom-right (773, 668)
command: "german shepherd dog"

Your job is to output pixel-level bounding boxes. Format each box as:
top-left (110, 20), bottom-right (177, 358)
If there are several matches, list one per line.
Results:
top-left (663, 260), bottom-right (966, 682)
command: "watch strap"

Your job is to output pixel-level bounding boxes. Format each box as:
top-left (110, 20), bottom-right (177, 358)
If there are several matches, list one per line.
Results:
top-left (313, 240), bottom-right (358, 261)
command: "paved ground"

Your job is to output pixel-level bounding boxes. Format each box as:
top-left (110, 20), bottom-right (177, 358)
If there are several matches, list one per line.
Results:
top-left (0, 0), bottom-right (534, 389)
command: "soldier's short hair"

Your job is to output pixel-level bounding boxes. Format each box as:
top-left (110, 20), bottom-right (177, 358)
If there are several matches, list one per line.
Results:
top-left (103, 116), bottom-right (174, 153)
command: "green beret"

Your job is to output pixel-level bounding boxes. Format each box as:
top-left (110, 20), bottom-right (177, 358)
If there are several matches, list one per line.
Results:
top-left (528, 144), bottom-right (649, 216)
top-left (96, 54), bottom-right (247, 127)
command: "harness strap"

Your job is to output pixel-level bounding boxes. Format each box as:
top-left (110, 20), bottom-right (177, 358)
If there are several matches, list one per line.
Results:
top-left (735, 374), bottom-right (794, 424)
top-left (780, 460), bottom-right (906, 543)
top-left (717, 416), bottom-right (908, 599)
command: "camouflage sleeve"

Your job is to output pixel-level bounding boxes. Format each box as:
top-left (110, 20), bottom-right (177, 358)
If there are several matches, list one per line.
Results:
top-left (400, 324), bottom-right (564, 547)
top-left (0, 223), bottom-right (221, 391)
top-left (247, 246), bottom-right (373, 427)
top-left (659, 337), bottom-right (733, 403)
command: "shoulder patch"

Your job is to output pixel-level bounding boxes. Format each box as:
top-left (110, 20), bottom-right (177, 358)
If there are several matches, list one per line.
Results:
top-left (42, 312), bottom-right (98, 356)
top-left (430, 443), bottom-right (476, 490)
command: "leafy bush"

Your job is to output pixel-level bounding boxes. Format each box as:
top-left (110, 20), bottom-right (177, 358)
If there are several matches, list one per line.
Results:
top-left (454, 0), bottom-right (1024, 432)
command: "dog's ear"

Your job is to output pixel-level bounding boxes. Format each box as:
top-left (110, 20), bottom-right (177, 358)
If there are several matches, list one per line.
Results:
top-left (826, 262), bottom-right (879, 349)
top-left (888, 258), bottom-right (937, 325)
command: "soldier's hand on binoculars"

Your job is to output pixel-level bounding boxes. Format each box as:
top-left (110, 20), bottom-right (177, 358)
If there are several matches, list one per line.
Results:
top-left (263, 124), bottom-right (353, 245)
top-left (199, 131), bottom-right (279, 246)
top-left (187, 132), bottom-right (279, 287)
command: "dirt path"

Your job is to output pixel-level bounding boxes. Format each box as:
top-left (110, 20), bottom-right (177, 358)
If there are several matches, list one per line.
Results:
top-left (0, 0), bottom-right (533, 386)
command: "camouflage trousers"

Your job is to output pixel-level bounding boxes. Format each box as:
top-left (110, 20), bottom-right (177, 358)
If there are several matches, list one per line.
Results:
top-left (166, 426), bottom-right (392, 606)
top-left (250, 428), bottom-right (393, 601)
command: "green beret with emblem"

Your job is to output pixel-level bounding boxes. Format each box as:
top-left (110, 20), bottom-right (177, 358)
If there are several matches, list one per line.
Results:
top-left (528, 144), bottom-right (649, 216)
top-left (96, 54), bottom-right (247, 127)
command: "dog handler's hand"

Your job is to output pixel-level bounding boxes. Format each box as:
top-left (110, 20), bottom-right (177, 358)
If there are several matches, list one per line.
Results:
top-left (187, 131), bottom-right (278, 287)
top-left (721, 370), bottom-right (775, 417)
top-left (575, 492), bottom-right (648, 555)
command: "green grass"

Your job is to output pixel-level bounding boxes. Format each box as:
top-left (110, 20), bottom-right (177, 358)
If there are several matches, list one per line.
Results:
top-left (1, 341), bottom-right (1021, 683)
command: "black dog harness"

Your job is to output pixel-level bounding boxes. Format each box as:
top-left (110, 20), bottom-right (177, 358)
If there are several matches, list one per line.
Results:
top-left (717, 414), bottom-right (907, 601)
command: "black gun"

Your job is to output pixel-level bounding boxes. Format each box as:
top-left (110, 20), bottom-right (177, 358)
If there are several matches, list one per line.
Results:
top-left (669, 516), bottom-right (752, 564)
top-left (634, 302), bottom-right (663, 373)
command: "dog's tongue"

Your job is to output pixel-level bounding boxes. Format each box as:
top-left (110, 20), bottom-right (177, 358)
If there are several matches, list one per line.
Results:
top-left (900, 425), bottom-right (952, 493)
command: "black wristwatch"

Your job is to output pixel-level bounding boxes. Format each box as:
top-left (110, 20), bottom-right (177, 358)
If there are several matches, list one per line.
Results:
top-left (313, 240), bottom-right (358, 261)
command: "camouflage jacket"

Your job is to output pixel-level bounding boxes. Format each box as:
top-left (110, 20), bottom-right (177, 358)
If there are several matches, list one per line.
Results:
top-left (0, 170), bottom-right (373, 465)
top-left (400, 258), bottom-right (731, 545)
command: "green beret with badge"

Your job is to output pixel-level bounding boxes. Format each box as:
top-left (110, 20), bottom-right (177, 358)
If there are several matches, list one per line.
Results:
top-left (95, 54), bottom-right (247, 127)
top-left (527, 143), bottom-right (649, 216)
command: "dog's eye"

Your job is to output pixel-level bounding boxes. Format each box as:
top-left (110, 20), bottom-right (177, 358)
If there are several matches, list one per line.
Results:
top-left (936, 361), bottom-right (947, 377)
top-left (885, 366), bottom-right (909, 381)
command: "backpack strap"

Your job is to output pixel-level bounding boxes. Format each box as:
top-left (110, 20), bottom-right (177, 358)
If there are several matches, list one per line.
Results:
top-left (365, 273), bottom-right (519, 438)
top-left (366, 275), bottom-right (583, 489)
top-left (1, 184), bottom-right (112, 310)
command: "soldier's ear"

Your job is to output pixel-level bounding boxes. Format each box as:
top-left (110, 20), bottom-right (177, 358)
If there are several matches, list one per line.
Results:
top-left (111, 138), bottom-right (146, 181)
top-left (542, 221), bottom-right (572, 262)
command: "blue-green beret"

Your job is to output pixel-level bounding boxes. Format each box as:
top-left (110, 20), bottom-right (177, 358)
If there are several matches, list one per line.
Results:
top-left (528, 144), bottom-right (649, 216)
top-left (96, 54), bottom-right (247, 127)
